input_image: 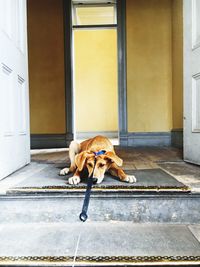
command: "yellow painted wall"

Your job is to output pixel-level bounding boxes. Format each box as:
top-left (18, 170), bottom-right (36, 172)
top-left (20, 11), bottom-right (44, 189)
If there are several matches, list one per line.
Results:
top-left (28, 0), bottom-right (66, 134)
top-left (74, 29), bottom-right (118, 132)
top-left (27, 0), bottom-right (183, 136)
top-left (126, 0), bottom-right (173, 132)
top-left (172, 0), bottom-right (183, 129)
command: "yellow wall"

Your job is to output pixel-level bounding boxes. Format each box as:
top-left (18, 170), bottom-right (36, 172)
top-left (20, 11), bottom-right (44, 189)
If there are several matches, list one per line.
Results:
top-left (126, 0), bottom-right (173, 132)
top-left (172, 0), bottom-right (183, 129)
top-left (28, 0), bottom-right (183, 136)
top-left (28, 0), bottom-right (66, 134)
top-left (74, 29), bottom-right (118, 132)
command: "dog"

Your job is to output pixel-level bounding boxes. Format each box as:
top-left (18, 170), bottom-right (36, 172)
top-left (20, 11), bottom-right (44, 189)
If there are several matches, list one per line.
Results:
top-left (60, 135), bottom-right (136, 185)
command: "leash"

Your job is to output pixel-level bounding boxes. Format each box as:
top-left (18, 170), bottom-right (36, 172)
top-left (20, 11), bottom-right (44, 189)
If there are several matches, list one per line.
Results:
top-left (79, 150), bottom-right (106, 222)
top-left (79, 176), bottom-right (94, 222)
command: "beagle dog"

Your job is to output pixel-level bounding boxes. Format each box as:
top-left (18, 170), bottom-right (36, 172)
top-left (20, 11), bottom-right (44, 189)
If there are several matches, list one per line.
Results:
top-left (60, 135), bottom-right (136, 185)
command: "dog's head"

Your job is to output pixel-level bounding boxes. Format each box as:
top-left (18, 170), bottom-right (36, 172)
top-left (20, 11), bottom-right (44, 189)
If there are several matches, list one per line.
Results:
top-left (75, 151), bottom-right (123, 184)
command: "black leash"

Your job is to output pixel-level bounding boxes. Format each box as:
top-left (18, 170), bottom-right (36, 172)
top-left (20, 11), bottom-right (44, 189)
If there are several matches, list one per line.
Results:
top-left (79, 150), bottom-right (106, 222)
top-left (79, 176), bottom-right (95, 222)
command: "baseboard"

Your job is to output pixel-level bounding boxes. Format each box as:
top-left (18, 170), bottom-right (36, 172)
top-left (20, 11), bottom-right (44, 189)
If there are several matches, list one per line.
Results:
top-left (76, 131), bottom-right (118, 139)
top-left (31, 134), bottom-right (73, 149)
top-left (171, 129), bottom-right (183, 148)
top-left (119, 132), bottom-right (172, 147)
top-left (31, 130), bottom-right (183, 149)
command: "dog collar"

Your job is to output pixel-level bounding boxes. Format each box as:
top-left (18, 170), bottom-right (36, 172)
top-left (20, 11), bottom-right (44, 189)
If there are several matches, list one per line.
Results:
top-left (94, 150), bottom-right (106, 157)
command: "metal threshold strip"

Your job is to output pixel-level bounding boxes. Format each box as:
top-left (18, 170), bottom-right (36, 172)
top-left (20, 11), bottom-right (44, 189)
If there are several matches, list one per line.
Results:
top-left (7, 184), bottom-right (190, 195)
top-left (0, 256), bottom-right (200, 266)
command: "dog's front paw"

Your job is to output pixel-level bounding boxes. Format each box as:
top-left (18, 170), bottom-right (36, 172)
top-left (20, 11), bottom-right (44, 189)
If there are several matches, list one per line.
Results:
top-left (124, 175), bottom-right (136, 183)
top-left (59, 168), bottom-right (69, 176)
top-left (96, 177), bottom-right (104, 184)
top-left (68, 176), bottom-right (81, 185)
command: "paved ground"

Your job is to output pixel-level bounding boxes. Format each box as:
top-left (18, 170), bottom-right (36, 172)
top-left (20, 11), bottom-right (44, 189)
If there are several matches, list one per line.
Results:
top-left (0, 222), bottom-right (200, 257)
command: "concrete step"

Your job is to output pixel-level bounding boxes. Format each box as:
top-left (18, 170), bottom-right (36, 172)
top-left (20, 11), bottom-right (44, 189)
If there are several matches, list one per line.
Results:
top-left (0, 192), bottom-right (200, 224)
top-left (1, 164), bottom-right (199, 223)
top-left (0, 222), bottom-right (200, 266)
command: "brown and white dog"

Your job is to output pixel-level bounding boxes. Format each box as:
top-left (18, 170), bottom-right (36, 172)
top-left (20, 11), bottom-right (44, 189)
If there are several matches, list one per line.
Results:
top-left (60, 135), bottom-right (136, 185)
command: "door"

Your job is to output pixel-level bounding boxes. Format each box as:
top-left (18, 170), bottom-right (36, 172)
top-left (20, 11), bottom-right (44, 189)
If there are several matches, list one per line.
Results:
top-left (184, 0), bottom-right (200, 165)
top-left (0, 0), bottom-right (30, 179)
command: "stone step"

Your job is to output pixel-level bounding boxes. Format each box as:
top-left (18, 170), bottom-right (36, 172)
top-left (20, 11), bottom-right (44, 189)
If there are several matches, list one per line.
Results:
top-left (0, 165), bottom-right (200, 224)
top-left (0, 191), bottom-right (200, 224)
top-left (0, 222), bottom-right (200, 266)
top-left (0, 165), bottom-right (198, 224)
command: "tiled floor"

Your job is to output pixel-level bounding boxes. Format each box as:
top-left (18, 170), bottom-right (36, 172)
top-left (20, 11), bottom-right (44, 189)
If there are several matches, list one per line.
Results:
top-left (29, 146), bottom-right (200, 192)
top-left (1, 146), bottom-right (200, 193)
top-left (31, 146), bottom-right (183, 169)
top-left (0, 146), bottom-right (195, 194)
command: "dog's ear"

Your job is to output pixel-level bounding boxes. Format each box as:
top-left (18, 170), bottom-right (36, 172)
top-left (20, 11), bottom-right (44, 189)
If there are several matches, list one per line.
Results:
top-left (75, 151), bottom-right (92, 171)
top-left (105, 151), bottom-right (123, 167)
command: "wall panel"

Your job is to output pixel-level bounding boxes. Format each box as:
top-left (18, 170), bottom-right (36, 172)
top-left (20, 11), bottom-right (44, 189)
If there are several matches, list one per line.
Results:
top-left (28, 0), bottom-right (66, 134)
top-left (126, 0), bottom-right (173, 132)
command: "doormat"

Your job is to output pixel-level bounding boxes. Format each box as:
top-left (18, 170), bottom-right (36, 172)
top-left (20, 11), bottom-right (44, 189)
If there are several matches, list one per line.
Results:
top-left (8, 168), bottom-right (190, 194)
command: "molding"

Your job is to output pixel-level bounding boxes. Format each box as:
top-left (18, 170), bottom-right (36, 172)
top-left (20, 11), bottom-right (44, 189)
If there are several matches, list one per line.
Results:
top-left (31, 134), bottom-right (72, 149)
top-left (76, 131), bottom-right (118, 139)
top-left (31, 131), bottom-right (183, 149)
top-left (119, 132), bottom-right (128, 146)
top-left (120, 132), bottom-right (172, 147)
top-left (63, 0), bottom-right (74, 141)
top-left (117, 0), bottom-right (128, 139)
top-left (73, 24), bottom-right (117, 29)
top-left (2, 63), bottom-right (12, 75)
top-left (171, 129), bottom-right (183, 148)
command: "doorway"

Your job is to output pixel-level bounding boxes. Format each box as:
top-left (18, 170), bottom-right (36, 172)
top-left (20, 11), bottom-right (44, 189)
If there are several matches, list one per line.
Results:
top-left (1, 0), bottom-right (200, 199)
top-left (72, 1), bottom-right (119, 145)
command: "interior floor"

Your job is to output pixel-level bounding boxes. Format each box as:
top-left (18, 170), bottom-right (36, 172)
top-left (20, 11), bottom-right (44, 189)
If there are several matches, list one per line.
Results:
top-left (0, 146), bottom-right (200, 194)
top-left (30, 146), bottom-right (183, 167)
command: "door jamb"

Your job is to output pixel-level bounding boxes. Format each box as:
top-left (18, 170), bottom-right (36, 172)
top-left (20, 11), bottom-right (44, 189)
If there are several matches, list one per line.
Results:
top-left (63, 0), bottom-right (74, 144)
top-left (117, 0), bottom-right (128, 144)
top-left (63, 0), bottom-right (127, 145)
